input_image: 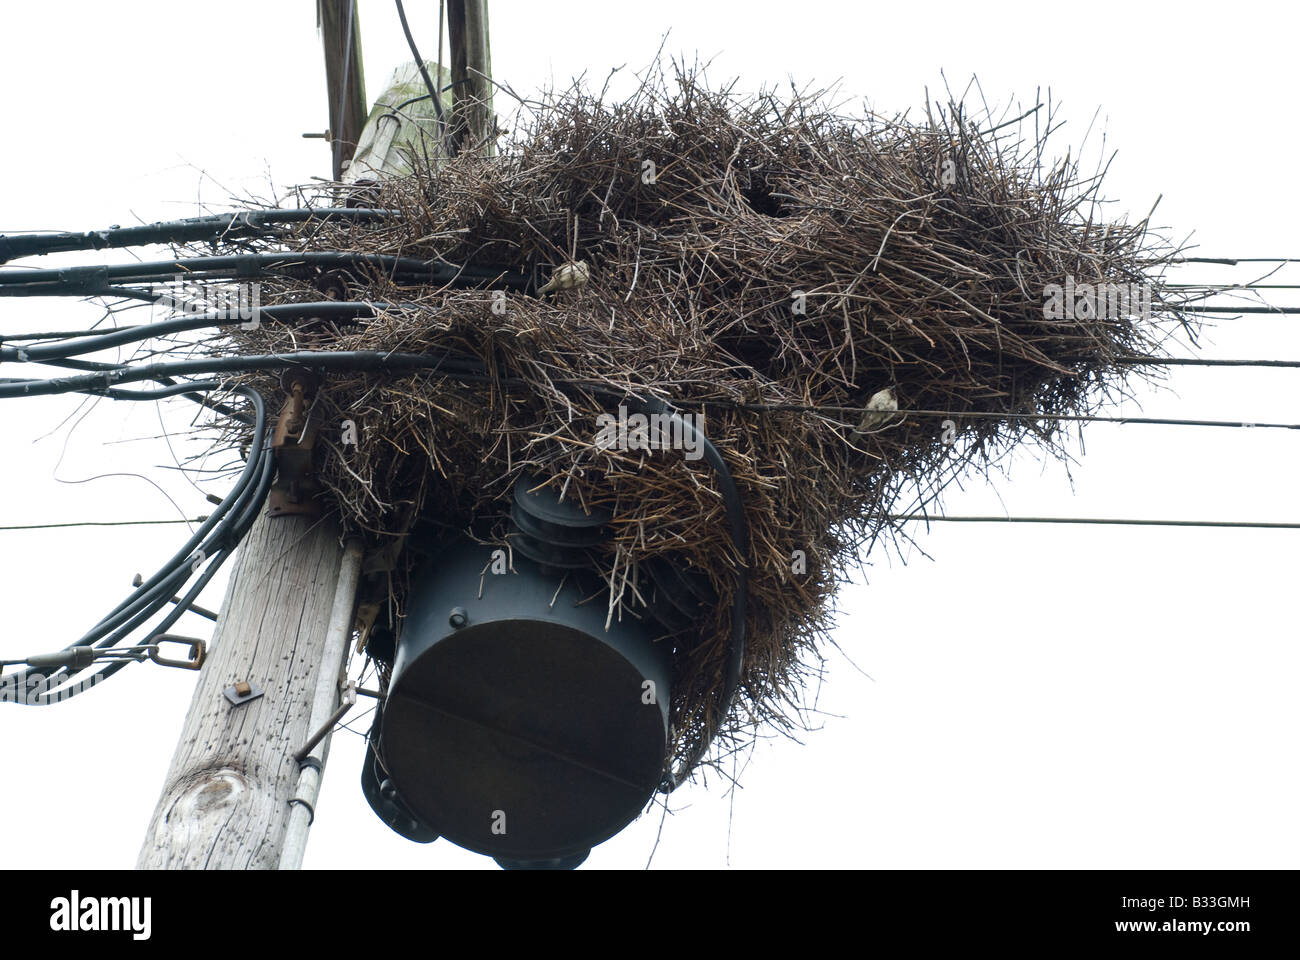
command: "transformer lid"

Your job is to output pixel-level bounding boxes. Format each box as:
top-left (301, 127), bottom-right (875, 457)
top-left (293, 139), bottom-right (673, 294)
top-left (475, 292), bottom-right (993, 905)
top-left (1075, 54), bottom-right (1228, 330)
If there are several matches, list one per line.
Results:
top-left (383, 616), bottom-right (666, 860)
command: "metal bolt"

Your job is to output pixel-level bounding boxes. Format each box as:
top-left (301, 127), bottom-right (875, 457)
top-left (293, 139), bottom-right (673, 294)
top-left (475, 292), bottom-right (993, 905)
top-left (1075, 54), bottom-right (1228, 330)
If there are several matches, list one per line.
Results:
top-left (448, 607), bottom-right (468, 628)
top-left (223, 680), bottom-right (264, 706)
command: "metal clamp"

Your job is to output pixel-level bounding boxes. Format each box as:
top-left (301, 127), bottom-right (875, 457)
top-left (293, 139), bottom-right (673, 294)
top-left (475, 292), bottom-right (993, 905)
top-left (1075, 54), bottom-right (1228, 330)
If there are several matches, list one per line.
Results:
top-left (268, 370), bottom-right (324, 518)
top-left (147, 634), bottom-right (206, 671)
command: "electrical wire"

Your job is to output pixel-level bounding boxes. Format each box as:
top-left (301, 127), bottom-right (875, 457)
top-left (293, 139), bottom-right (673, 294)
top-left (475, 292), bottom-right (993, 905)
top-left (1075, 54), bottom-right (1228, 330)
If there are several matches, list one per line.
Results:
top-left (0, 324), bottom-right (148, 342)
top-left (1176, 305), bottom-right (1300, 314)
top-left (1167, 283), bottom-right (1300, 290)
top-left (0, 208), bottom-right (397, 264)
top-left (0, 251), bottom-right (530, 297)
top-left (8, 350), bottom-right (1300, 438)
top-left (0, 350), bottom-right (481, 398)
top-left (1114, 357), bottom-right (1300, 368)
top-left (683, 402), bottom-right (1300, 432)
top-left (0, 301), bottom-right (390, 363)
top-left (1171, 257), bottom-right (1300, 265)
top-left (0, 518), bottom-right (203, 531)
top-left (0, 381), bottom-right (270, 705)
top-left (395, 0), bottom-right (447, 139)
top-left (888, 514), bottom-right (1300, 529)
top-left (16, 355), bottom-right (251, 420)
top-left (66, 449), bottom-right (276, 701)
top-left (8, 320), bottom-right (1294, 372)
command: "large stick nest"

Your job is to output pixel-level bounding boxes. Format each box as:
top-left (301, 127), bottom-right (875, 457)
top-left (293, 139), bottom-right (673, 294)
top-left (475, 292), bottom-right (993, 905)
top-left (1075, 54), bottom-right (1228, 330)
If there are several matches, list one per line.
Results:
top-left (192, 67), bottom-right (1189, 783)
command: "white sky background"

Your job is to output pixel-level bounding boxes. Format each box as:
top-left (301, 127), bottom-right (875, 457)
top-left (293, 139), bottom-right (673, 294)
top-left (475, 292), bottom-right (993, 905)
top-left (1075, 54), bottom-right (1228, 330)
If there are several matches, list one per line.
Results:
top-left (1, 0), bottom-right (1297, 870)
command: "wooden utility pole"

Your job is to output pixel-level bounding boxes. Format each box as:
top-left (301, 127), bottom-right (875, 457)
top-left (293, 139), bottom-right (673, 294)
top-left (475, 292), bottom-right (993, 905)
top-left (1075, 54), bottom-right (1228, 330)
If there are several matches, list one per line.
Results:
top-left (318, 0), bottom-right (368, 180)
top-left (137, 516), bottom-right (349, 868)
top-left (139, 2), bottom-right (494, 871)
top-left (447, 0), bottom-right (494, 157)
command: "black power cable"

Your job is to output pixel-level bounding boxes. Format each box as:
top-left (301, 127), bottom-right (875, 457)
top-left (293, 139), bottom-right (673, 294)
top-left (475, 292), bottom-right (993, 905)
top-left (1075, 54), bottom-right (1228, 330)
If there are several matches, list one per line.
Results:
top-left (0, 301), bottom-right (390, 364)
top-left (0, 381), bottom-right (271, 704)
top-left (16, 356), bottom-right (250, 421)
top-left (39, 448), bottom-right (277, 704)
top-left (0, 350), bottom-right (484, 398)
top-left (0, 208), bottom-right (398, 264)
top-left (0, 252), bottom-right (530, 297)
top-left (394, 0), bottom-right (447, 143)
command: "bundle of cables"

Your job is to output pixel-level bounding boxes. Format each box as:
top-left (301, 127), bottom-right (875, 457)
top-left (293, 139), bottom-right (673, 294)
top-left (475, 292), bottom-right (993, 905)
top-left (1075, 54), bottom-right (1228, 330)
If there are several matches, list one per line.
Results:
top-left (0, 208), bottom-right (509, 703)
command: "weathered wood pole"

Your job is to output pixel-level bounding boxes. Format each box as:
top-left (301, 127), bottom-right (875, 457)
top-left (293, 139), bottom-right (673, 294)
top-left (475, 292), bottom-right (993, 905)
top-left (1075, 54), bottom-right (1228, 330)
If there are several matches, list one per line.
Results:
top-left (137, 515), bottom-right (346, 869)
top-left (318, 0), bottom-right (368, 180)
top-left (140, 1), bottom-right (496, 870)
top-left (447, 0), bottom-right (494, 157)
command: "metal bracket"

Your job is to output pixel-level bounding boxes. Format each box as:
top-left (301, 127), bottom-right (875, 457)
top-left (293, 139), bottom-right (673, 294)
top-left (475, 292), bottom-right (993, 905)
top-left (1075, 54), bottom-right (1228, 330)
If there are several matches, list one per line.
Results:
top-left (148, 634), bottom-right (206, 671)
top-left (354, 602), bottom-right (382, 654)
top-left (292, 681), bottom-right (357, 763)
top-left (223, 679), bottom-right (265, 706)
top-left (268, 369), bottom-right (324, 518)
